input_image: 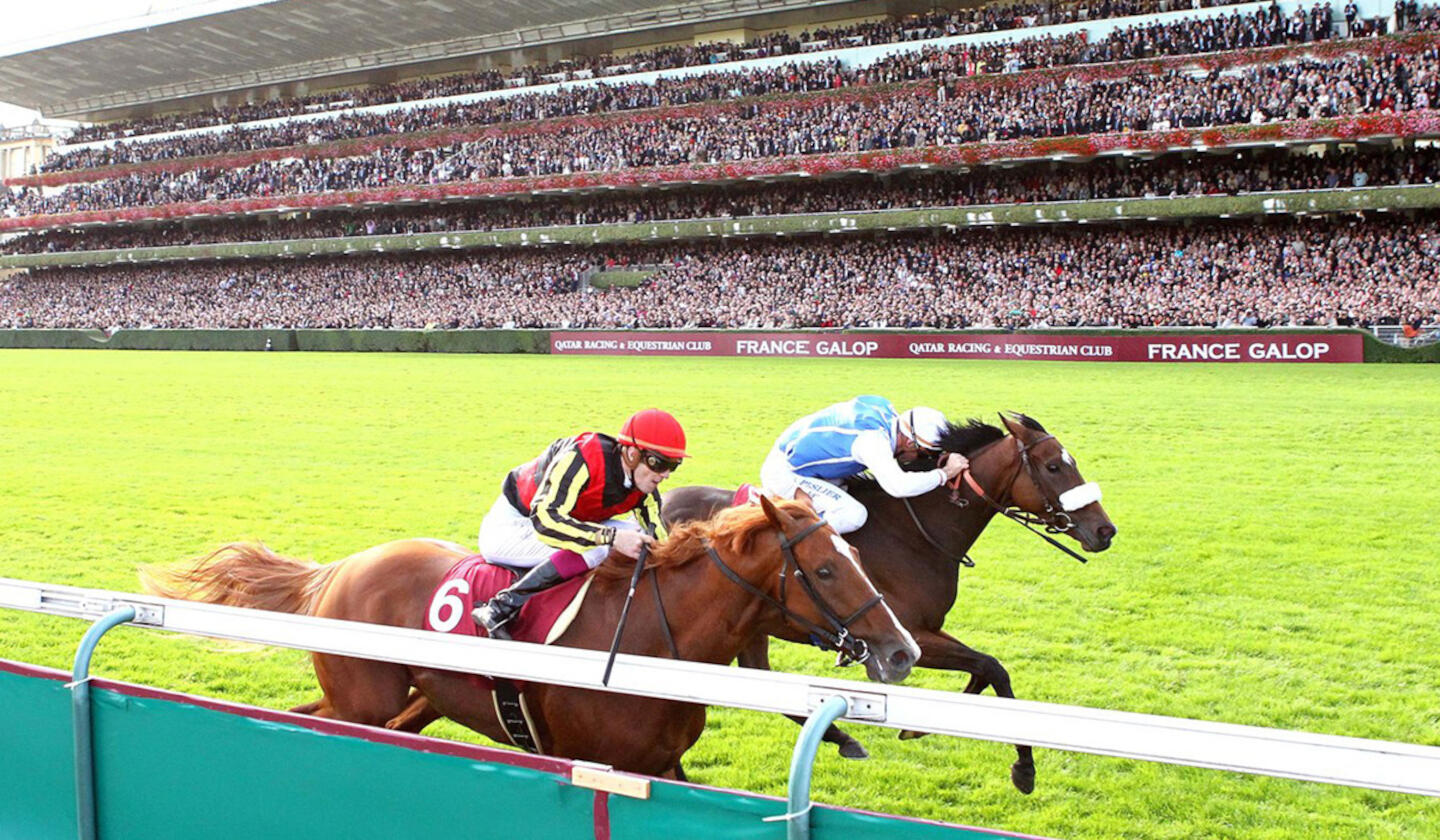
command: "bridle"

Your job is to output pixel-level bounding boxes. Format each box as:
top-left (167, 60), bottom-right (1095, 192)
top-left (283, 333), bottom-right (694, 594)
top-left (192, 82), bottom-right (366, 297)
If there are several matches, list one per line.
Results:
top-left (902, 433), bottom-right (1097, 566)
top-left (705, 518), bottom-right (884, 666)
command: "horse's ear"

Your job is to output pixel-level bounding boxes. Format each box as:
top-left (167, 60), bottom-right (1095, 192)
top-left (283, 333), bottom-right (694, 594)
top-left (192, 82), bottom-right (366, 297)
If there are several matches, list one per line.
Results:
top-left (759, 493), bottom-right (789, 530)
top-left (998, 411), bottom-right (1027, 439)
top-left (792, 487), bottom-right (816, 512)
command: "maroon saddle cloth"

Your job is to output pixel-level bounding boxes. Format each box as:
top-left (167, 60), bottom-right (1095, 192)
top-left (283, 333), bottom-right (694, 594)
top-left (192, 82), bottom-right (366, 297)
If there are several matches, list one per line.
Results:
top-left (422, 554), bottom-right (592, 753)
top-left (423, 554), bottom-right (591, 645)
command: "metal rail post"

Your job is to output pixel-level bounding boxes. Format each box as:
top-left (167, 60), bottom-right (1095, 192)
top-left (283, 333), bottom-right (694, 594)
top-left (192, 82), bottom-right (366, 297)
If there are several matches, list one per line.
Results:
top-left (68, 606), bottom-right (135, 840)
top-left (770, 694), bottom-right (850, 840)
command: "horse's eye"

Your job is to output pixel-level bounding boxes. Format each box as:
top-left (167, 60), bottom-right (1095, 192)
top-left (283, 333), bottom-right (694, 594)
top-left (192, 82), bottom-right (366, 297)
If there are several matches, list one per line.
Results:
top-left (1047, 463), bottom-right (1061, 473)
top-left (816, 565), bottom-right (834, 580)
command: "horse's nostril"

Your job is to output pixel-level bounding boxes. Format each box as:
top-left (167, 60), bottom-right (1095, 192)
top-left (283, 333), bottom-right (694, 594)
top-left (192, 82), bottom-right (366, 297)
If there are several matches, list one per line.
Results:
top-left (1098, 524), bottom-right (1116, 540)
top-left (891, 648), bottom-right (912, 668)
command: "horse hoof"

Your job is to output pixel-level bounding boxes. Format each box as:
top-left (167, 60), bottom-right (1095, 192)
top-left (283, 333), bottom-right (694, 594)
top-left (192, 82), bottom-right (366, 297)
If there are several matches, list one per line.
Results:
top-left (1010, 761), bottom-right (1036, 795)
top-left (897, 729), bottom-right (926, 741)
top-left (837, 739), bottom-right (869, 760)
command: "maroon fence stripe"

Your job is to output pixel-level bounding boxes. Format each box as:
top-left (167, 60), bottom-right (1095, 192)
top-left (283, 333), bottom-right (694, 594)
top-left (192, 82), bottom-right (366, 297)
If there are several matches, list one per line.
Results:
top-left (592, 791), bottom-right (611, 840)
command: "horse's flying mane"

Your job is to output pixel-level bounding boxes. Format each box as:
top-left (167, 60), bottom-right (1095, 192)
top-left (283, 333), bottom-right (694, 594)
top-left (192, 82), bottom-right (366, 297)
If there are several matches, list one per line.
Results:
top-left (935, 418), bottom-right (1009, 456)
top-left (594, 498), bottom-right (817, 579)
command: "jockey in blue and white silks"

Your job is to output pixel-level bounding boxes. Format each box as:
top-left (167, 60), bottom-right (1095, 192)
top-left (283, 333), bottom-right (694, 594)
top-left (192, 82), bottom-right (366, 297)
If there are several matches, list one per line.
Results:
top-left (760, 396), bottom-right (967, 534)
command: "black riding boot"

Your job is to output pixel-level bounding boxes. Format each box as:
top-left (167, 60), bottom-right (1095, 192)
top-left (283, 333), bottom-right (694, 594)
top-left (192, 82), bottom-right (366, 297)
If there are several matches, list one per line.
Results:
top-left (472, 559), bottom-right (565, 640)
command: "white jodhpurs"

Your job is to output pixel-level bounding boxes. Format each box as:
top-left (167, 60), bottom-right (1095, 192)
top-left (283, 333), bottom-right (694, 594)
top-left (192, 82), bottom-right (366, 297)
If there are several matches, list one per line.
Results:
top-left (477, 494), bottom-right (641, 569)
top-left (759, 448), bottom-right (868, 534)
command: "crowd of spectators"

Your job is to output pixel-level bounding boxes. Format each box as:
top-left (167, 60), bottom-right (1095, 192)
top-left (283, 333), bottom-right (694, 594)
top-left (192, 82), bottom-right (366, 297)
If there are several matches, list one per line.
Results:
top-left (4, 214), bottom-right (1435, 330)
top-left (63, 0), bottom-right (1264, 145)
top-left (37, 2), bottom-right (1378, 175)
top-left (1398, 0), bottom-right (1440, 29)
top-left (7, 46), bottom-right (1439, 220)
top-left (7, 144), bottom-right (1437, 254)
top-left (8, 3), bottom-right (1437, 340)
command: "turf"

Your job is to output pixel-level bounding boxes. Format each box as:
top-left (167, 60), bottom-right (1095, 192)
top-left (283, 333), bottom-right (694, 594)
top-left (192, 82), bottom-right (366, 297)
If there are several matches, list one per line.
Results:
top-left (1, 350), bottom-right (1437, 839)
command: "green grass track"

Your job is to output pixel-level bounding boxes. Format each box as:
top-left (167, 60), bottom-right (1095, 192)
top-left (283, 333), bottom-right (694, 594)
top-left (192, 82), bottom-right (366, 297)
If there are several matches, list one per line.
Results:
top-left (1, 351), bottom-right (1437, 839)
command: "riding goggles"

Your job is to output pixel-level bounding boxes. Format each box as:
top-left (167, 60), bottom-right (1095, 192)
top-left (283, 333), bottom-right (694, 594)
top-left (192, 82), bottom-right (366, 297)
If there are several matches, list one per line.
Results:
top-left (640, 450), bottom-right (683, 473)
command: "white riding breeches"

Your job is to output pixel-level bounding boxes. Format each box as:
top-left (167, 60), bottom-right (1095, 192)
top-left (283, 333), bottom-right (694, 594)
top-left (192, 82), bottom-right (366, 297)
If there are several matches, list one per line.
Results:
top-left (759, 448), bottom-right (868, 534)
top-left (477, 494), bottom-right (640, 569)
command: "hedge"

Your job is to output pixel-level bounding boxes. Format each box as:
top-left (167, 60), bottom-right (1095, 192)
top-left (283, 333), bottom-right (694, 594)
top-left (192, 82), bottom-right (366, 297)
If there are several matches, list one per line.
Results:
top-left (6, 184), bottom-right (1440, 270)
top-left (0, 329), bottom-right (550, 353)
top-left (0, 327), bottom-right (1430, 361)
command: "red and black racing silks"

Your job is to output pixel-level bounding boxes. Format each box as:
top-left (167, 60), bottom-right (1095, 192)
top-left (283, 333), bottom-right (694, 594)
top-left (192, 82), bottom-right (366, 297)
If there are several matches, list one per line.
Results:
top-left (503, 432), bottom-right (660, 552)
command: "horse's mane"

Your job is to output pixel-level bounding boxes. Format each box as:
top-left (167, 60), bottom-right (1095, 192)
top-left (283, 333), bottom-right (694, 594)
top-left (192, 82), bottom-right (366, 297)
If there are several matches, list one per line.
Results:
top-left (934, 418), bottom-right (1012, 456)
top-left (594, 499), bottom-right (813, 579)
top-left (847, 417), bottom-right (1010, 492)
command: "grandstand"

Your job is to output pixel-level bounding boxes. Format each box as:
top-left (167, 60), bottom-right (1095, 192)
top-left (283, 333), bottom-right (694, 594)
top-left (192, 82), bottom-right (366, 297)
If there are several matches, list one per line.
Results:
top-left (1, 0), bottom-right (1438, 342)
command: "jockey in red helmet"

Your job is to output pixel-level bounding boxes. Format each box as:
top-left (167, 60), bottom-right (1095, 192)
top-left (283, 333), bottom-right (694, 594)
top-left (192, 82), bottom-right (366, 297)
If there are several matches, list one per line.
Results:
top-left (472, 409), bottom-right (688, 639)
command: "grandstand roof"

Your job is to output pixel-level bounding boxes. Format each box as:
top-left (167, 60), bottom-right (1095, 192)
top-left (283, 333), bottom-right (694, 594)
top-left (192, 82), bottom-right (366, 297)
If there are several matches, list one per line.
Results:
top-left (0, 0), bottom-right (861, 120)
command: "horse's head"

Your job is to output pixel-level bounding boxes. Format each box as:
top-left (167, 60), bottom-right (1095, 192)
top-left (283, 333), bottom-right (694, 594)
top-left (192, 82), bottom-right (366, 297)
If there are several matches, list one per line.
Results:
top-left (997, 412), bottom-right (1116, 553)
top-left (751, 494), bottom-right (919, 684)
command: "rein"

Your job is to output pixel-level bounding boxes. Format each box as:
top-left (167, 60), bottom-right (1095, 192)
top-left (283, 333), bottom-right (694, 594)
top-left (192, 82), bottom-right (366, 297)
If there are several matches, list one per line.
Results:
top-left (901, 495), bottom-right (976, 567)
top-left (905, 433), bottom-right (1092, 566)
top-left (604, 517), bottom-right (876, 682)
top-left (705, 519), bottom-right (883, 665)
top-left (964, 434), bottom-right (1091, 565)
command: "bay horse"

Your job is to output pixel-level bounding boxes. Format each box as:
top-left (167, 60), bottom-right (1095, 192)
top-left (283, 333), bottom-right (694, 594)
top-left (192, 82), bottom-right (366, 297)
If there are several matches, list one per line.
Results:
top-left (663, 413), bottom-right (1116, 793)
top-left (141, 496), bottom-right (920, 778)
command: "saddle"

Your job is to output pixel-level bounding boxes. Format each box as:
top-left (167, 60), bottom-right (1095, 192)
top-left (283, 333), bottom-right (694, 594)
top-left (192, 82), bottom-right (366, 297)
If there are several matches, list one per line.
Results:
top-left (423, 554), bottom-right (592, 644)
top-left (422, 554), bottom-right (595, 754)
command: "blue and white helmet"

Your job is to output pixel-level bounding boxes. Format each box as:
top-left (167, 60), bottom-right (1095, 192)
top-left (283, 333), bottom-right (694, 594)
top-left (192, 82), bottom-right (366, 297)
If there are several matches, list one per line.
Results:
top-left (899, 406), bottom-right (948, 452)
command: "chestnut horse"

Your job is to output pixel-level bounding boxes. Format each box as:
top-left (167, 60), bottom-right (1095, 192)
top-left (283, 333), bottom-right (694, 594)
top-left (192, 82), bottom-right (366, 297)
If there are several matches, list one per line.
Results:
top-left (663, 413), bottom-right (1116, 792)
top-left (141, 496), bottom-right (919, 778)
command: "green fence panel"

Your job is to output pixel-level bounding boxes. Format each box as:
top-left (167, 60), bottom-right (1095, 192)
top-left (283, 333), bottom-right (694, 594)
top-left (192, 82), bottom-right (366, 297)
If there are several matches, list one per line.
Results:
top-left (609, 780), bottom-right (1009, 840)
top-left (1, 661), bottom-right (1034, 840)
top-left (0, 669), bottom-right (78, 840)
top-left (91, 687), bottom-right (592, 840)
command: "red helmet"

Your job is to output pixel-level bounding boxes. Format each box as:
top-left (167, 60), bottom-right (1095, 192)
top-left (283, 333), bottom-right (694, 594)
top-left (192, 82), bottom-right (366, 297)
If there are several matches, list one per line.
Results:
top-left (617, 409), bottom-right (688, 459)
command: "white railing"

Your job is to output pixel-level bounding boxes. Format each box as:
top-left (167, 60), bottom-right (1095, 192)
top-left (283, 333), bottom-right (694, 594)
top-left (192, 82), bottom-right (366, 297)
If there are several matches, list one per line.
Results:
top-left (3, 575), bottom-right (1439, 797)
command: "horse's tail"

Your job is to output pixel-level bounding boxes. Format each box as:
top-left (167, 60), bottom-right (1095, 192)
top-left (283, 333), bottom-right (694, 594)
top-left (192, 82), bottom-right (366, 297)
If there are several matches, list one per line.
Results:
top-left (140, 542), bottom-right (339, 615)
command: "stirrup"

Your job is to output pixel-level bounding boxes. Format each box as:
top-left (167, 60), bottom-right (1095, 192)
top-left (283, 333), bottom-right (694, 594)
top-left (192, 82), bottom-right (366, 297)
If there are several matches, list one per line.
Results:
top-left (472, 603), bottom-right (515, 640)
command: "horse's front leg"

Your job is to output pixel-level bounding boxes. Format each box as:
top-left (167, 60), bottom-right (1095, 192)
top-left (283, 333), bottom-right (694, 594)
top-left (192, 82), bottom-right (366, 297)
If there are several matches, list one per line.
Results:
top-left (906, 629), bottom-right (1035, 794)
top-left (738, 637), bottom-right (868, 759)
top-left (661, 762), bottom-right (688, 782)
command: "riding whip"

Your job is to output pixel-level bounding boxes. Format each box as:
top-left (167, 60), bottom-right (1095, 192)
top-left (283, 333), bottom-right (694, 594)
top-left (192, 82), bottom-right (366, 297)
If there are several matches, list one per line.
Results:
top-left (601, 527), bottom-right (653, 686)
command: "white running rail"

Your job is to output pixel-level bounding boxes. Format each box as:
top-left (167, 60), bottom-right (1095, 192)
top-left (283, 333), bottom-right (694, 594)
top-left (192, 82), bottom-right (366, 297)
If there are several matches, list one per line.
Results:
top-left (3, 576), bottom-right (1438, 797)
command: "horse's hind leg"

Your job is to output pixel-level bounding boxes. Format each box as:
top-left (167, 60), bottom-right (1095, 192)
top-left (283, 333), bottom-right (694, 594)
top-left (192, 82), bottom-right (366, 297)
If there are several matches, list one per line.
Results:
top-left (908, 629), bottom-right (1036, 794)
top-left (310, 652), bottom-right (412, 726)
top-left (737, 638), bottom-right (868, 760)
top-left (386, 690), bottom-right (443, 733)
